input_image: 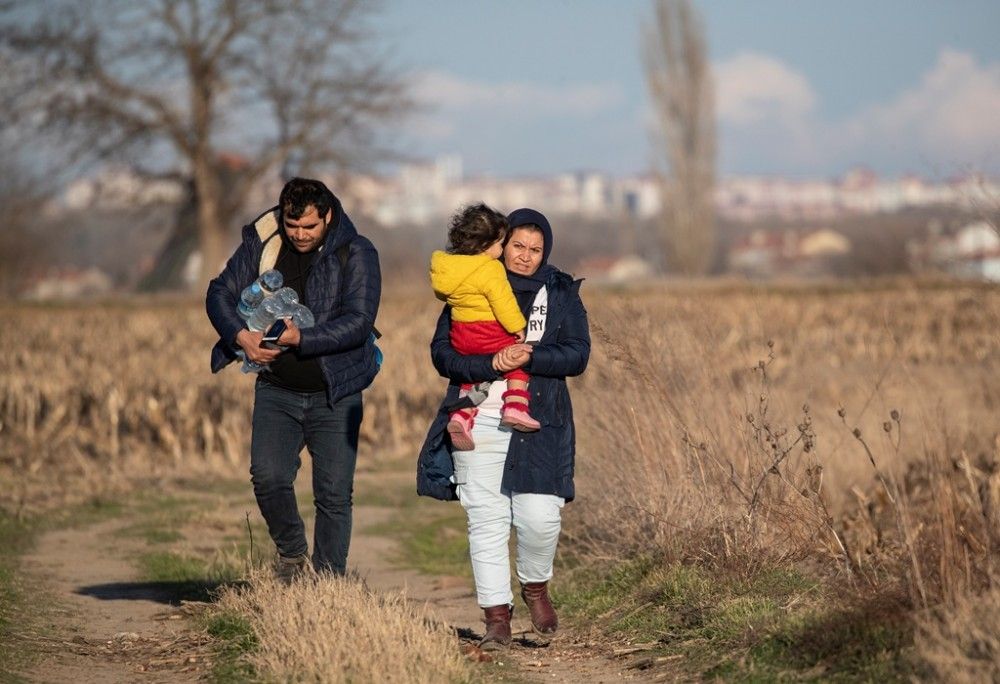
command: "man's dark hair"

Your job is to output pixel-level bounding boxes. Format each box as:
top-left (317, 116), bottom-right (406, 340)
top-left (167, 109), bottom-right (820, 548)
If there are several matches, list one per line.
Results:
top-left (279, 177), bottom-right (335, 219)
top-left (447, 203), bottom-right (509, 256)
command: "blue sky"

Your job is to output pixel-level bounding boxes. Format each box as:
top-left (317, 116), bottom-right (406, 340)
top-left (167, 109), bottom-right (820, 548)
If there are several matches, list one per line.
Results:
top-left (384, 1), bottom-right (1000, 179)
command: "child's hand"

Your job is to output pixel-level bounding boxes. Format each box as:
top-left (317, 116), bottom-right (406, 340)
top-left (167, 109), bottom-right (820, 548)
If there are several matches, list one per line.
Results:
top-left (514, 329), bottom-right (526, 343)
top-left (493, 343), bottom-right (533, 371)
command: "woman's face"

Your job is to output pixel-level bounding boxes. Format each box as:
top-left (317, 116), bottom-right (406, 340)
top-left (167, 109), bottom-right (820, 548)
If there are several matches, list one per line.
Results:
top-left (503, 227), bottom-right (544, 276)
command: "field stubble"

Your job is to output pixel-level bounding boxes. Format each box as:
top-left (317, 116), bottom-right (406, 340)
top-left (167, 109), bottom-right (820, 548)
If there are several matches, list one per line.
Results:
top-left (2, 281), bottom-right (999, 678)
top-left (569, 282), bottom-right (1000, 677)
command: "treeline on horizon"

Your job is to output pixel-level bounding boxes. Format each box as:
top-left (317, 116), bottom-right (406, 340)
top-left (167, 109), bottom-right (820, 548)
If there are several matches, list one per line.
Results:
top-left (0, 197), bottom-right (982, 297)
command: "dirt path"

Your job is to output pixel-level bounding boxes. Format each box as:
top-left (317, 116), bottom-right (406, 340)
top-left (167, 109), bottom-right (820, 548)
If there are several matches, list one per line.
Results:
top-left (350, 479), bottom-right (638, 683)
top-left (20, 516), bottom-right (212, 683)
top-left (16, 473), bottom-right (641, 683)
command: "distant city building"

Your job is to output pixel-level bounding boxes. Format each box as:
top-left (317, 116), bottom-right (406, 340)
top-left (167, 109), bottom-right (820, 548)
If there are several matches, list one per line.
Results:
top-left (728, 228), bottom-right (852, 278)
top-left (57, 159), bottom-right (999, 229)
top-left (22, 267), bottom-right (114, 300)
top-left (574, 255), bottom-right (655, 283)
top-left (62, 166), bottom-right (183, 210)
top-left (909, 220), bottom-right (1000, 281)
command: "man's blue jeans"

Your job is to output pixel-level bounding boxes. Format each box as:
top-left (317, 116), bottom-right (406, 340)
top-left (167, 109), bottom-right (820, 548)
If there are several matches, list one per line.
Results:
top-left (250, 380), bottom-right (363, 575)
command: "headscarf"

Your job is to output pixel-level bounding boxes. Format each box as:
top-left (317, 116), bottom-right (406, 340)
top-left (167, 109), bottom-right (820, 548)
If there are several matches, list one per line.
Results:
top-left (506, 207), bottom-right (556, 293)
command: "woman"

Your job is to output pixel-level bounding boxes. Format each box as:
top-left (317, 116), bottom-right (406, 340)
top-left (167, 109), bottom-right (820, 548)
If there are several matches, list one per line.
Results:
top-left (417, 207), bottom-right (590, 649)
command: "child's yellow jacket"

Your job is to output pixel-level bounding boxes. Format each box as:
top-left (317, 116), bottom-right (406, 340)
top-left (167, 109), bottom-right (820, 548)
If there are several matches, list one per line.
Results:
top-left (429, 251), bottom-right (527, 333)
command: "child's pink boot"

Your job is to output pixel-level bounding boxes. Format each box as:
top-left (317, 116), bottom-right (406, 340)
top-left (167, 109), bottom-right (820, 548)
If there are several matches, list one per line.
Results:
top-left (500, 390), bottom-right (541, 432)
top-left (447, 408), bottom-right (477, 451)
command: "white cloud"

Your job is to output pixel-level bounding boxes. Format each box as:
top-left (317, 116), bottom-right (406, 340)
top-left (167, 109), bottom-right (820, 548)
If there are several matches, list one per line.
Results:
top-left (712, 49), bottom-right (1000, 174)
top-left (419, 70), bottom-right (623, 115)
top-left (846, 49), bottom-right (1000, 163)
top-left (714, 53), bottom-right (816, 126)
top-left (407, 70), bottom-right (625, 142)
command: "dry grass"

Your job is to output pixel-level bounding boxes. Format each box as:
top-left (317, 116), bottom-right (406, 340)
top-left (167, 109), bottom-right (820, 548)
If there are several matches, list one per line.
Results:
top-left (563, 281), bottom-right (1000, 676)
top-left (0, 295), bottom-right (443, 515)
top-left (214, 570), bottom-right (472, 683)
top-left (2, 280), bottom-right (999, 678)
top-left (914, 584), bottom-right (1000, 682)
top-left (568, 284), bottom-right (999, 560)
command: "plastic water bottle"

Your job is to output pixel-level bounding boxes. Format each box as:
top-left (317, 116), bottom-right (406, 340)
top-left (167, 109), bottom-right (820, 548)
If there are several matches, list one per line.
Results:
top-left (273, 287), bottom-right (299, 308)
top-left (290, 303), bottom-right (315, 329)
top-left (247, 295), bottom-right (285, 332)
top-left (238, 270), bottom-right (283, 320)
top-left (236, 279), bottom-right (318, 374)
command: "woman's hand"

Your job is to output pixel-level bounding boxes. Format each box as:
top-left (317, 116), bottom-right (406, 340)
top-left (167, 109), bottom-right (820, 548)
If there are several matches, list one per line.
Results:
top-left (492, 343), bottom-right (533, 372)
top-left (236, 329), bottom-right (282, 365)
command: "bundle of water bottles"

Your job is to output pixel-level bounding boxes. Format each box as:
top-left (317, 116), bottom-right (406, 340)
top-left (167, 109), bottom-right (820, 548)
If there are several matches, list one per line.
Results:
top-left (236, 269), bottom-right (316, 373)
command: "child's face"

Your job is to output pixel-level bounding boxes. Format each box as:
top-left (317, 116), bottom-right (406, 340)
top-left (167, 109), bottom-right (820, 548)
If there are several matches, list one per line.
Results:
top-left (486, 238), bottom-right (504, 259)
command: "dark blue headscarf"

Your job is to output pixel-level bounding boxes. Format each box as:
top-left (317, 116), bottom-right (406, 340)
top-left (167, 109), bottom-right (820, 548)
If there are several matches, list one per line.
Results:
top-left (506, 208), bottom-right (557, 293)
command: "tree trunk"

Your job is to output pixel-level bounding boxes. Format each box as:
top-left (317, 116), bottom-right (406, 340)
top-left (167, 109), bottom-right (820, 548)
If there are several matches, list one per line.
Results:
top-left (644, 0), bottom-right (716, 276)
top-left (194, 157), bottom-right (227, 289)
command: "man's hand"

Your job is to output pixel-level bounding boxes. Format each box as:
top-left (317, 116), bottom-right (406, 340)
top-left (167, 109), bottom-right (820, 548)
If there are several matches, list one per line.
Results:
top-left (277, 319), bottom-right (301, 347)
top-left (492, 343), bottom-right (533, 372)
top-left (237, 329), bottom-right (282, 365)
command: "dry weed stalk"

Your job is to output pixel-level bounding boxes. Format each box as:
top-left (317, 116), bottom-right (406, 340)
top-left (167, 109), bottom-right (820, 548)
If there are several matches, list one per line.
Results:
top-left (579, 316), bottom-right (834, 576)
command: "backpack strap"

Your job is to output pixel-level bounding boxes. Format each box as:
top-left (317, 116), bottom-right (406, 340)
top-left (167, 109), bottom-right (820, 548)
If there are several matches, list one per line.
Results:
top-left (254, 208), bottom-right (381, 340)
top-left (254, 206), bottom-right (282, 274)
top-left (336, 242), bottom-right (382, 339)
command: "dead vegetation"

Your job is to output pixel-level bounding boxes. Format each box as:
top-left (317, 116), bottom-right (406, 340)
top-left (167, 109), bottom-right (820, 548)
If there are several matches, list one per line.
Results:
top-left (0, 295), bottom-right (440, 515)
top-left (2, 280), bottom-right (999, 678)
top-left (567, 281), bottom-right (1000, 677)
top-left (215, 570), bottom-right (472, 683)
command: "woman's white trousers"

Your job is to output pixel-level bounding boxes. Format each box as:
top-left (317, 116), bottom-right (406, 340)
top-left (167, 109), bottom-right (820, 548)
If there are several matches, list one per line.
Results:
top-left (452, 414), bottom-right (565, 608)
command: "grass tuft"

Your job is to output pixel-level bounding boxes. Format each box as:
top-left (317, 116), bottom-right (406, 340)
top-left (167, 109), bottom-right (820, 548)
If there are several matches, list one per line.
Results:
top-left (204, 611), bottom-right (258, 683)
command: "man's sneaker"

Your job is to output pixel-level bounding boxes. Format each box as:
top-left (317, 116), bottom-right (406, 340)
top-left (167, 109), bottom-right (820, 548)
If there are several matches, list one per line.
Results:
top-left (275, 554), bottom-right (309, 585)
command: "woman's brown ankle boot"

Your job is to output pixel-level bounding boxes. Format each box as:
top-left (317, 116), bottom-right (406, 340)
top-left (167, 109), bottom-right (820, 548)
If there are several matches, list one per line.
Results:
top-left (479, 604), bottom-right (513, 650)
top-left (520, 581), bottom-right (558, 635)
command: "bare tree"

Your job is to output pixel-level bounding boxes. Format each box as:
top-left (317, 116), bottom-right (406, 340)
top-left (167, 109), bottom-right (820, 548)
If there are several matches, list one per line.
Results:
top-left (0, 144), bottom-right (49, 295)
top-left (642, 0), bottom-right (716, 275)
top-left (0, 0), bottom-right (408, 289)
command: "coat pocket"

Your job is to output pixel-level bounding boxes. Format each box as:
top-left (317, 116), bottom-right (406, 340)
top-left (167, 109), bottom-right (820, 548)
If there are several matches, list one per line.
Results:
top-left (535, 381), bottom-right (566, 428)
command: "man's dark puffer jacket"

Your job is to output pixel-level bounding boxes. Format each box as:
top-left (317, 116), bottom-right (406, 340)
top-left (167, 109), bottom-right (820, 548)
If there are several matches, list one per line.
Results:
top-left (206, 201), bottom-right (381, 407)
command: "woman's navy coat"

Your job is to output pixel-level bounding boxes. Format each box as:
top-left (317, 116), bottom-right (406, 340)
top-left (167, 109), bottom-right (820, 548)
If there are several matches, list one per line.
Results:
top-left (416, 267), bottom-right (590, 502)
top-left (205, 203), bottom-right (381, 407)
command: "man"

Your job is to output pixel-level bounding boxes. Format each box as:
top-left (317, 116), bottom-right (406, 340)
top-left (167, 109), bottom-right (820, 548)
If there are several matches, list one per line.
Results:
top-left (206, 177), bottom-right (380, 579)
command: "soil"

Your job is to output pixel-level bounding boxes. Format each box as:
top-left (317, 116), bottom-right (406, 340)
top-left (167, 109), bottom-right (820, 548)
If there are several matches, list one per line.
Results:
top-left (19, 516), bottom-right (213, 683)
top-left (15, 472), bottom-right (647, 683)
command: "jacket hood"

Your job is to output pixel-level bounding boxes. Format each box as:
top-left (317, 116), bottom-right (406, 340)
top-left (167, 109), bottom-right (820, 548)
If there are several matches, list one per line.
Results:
top-left (317, 193), bottom-right (355, 254)
top-left (429, 250), bottom-right (497, 297)
top-left (507, 208), bottom-right (553, 265)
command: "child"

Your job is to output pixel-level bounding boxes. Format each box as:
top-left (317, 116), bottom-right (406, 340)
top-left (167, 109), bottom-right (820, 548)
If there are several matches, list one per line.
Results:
top-left (430, 203), bottom-right (541, 450)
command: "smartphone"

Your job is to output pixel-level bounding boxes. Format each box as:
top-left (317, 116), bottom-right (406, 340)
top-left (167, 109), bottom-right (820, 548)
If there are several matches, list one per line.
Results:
top-left (261, 319), bottom-right (287, 344)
